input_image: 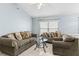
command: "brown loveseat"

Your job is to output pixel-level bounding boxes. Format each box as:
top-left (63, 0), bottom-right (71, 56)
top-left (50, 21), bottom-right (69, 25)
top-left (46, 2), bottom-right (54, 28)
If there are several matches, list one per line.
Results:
top-left (0, 31), bottom-right (37, 56)
top-left (41, 31), bottom-right (63, 43)
top-left (52, 35), bottom-right (78, 56)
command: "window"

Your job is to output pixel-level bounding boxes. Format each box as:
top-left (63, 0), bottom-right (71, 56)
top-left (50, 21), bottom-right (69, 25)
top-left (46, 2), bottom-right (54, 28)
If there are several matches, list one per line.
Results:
top-left (40, 21), bottom-right (48, 34)
top-left (40, 20), bottom-right (58, 34)
top-left (49, 21), bottom-right (58, 32)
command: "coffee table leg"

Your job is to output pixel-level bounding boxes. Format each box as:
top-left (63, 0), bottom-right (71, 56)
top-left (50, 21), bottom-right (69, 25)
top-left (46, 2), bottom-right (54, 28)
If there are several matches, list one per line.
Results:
top-left (34, 42), bottom-right (39, 50)
top-left (43, 43), bottom-right (46, 53)
top-left (43, 42), bottom-right (48, 48)
top-left (43, 46), bottom-right (46, 53)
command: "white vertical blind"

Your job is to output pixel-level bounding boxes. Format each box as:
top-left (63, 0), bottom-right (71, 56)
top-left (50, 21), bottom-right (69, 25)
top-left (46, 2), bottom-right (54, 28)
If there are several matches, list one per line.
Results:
top-left (40, 20), bottom-right (58, 34)
top-left (40, 29), bottom-right (48, 34)
top-left (49, 28), bottom-right (58, 32)
top-left (40, 22), bottom-right (48, 28)
top-left (49, 21), bottom-right (58, 28)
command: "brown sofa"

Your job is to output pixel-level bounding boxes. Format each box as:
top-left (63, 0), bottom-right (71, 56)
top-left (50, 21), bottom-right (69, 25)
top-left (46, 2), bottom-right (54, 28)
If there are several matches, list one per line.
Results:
top-left (41, 31), bottom-right (63, 43)
top-left (0, 31), bottom-right (37, 56)
top-left (52, 35), bottom-right (79, 56)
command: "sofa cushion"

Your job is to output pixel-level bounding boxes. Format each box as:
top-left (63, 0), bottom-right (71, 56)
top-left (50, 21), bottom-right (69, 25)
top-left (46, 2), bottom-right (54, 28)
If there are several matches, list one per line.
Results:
top-left (26, 32), bottom-right (32, 38)
top-left (20, 32), bottom-right (28, 39)
top-left (48, 32), bottom-right (51, 37)
top-left (17, 39), bottom-right (30, 47)
top-left (63, 35), bottom-right (75, 42)
top-left (50, 32), bottom-right (54, 37)
top-left (55, 31), bottom-right (58, 37)
top-left (14, 32), bottom-right (22, 40)
top-left (53, 32), bottom-right (57, 37)
top-left (20, 32), bottom-right (27, 39)
top-left (55, 31), bottom-right (62, 37)
top-left (42, 32), bottom-right (49, 37)
top-left (29, 37), bottom-right (36, 42)
top-left (7, 33), bottom-right (16, 40)
top-left (41, 33), bottom-right (45, 37)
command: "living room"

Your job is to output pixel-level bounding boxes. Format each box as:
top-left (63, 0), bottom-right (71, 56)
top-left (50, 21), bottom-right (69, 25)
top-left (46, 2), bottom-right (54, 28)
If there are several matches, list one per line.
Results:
top-left (0, 2), bottom-right (79, 57)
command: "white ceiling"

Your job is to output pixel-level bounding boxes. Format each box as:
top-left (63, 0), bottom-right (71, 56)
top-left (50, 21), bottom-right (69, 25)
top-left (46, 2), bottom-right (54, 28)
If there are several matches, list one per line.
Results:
top-left (18, 3), bottom-right (79, 17)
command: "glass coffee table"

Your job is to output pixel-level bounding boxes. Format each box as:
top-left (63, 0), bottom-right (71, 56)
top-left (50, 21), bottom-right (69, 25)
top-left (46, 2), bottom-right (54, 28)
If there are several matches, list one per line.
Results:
top-left (34, 36), bottom-right (48, 53)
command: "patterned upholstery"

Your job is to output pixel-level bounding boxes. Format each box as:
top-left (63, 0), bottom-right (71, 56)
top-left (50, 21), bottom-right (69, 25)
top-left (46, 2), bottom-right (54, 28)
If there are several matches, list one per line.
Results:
top-left (20, 32), bottom-right (27, 39)
top-left (41, 31), bottom-right (63, 42)
top-left (50, 32), bottom-right (54, 37)
top-left (42, 32), bottom-right (49, 37)
top-left (41, 31), bottom-right (62, 38)
top-left (0, 31), bottom-right (36, 56)
top-left (14, 32), bottom-right (22, 40)
top-left (25, 32), bottom-right (32, 38)
top-left (7, 33), bottom-right (16, 40)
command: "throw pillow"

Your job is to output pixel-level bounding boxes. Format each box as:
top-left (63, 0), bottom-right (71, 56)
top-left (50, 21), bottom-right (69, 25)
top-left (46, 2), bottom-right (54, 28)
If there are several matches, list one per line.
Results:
top-left (50, 32), bottom-right (54, 37)
top-left (57, 32), bottom-right (62, 37)
top-left (44, 32), bottom-right (49, 37)
top-left (14, 32), bottom-right (22, 40)
top-left (53, 32), bottom-right (56, 37)
top-left (55, 31), bottom-right (58, 37)
top-left (26, 32), bottom-right (32, 37)
top-left (20, 32), bottom-right (27, 39)
top-left (46, 32), bottom-right (49, 37)
top-left (41, 33), bottom-right (45, 37)
top-left (48, 32), bottom-right (52, 38)
top-left (7, 33), bottom-right (16, 40)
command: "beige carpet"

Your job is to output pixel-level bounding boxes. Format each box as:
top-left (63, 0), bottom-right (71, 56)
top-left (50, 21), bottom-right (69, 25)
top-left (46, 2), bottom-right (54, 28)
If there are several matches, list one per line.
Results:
top-left (0, 43), bottom-right (57, 56)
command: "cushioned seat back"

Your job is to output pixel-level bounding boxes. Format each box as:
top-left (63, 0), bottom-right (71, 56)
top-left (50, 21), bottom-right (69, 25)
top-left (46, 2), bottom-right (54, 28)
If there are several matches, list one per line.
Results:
top-left (20, 31), bottom-right (32, 40)
top-left (7, 33), bottom-right (16, 40)
top-left (2, 33), bottom-right (17, 40)
top-left (53, 31), bottom-right (62, 38)
top-left (54, 32), bottom-right (59, 37)
top-left (57, 31), bottom-right (62, 37)
top-left (14, 32), bottom-right (22, 40)
top-left (25, 31), bottom-right (32, 38)
top-left (20, 32), bottom-right (27, 39)
top-left (42, 32), bottom-right (49, 38)
top-left (50, 32), bottom-right (54, 38)
top-left (17, 39), bottom-right (30, 47)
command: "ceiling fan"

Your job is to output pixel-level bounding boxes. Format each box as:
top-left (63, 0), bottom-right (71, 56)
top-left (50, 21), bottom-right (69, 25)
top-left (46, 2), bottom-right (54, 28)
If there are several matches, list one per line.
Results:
top-left (29, 3), bottom-right (43, 9)
top-left (37, 3), bottom-right (43, 9)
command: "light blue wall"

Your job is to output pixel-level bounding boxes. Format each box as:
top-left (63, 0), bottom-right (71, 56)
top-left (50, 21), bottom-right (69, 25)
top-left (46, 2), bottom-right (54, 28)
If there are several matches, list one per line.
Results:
top-left (0, 4), bottom-right (32, 35)
top-left (32, 18), bottom-right (40, 34)
top-left (59, 16), bottom-right (79, 34)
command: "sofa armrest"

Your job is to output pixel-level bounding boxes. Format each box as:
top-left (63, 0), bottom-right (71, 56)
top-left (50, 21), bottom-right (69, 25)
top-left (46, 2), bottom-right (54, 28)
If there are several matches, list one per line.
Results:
top-left (52, 41), bottom-right (74, 48)
top-left (32, 34), bottom-right (37, 37)
top-left (0, 37), bottom-right (18, 48)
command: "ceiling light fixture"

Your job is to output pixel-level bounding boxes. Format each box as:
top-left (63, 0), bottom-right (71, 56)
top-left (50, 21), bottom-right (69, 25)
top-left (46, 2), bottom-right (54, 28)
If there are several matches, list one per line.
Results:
top-left (37, 3), bottom-right (43, 9)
